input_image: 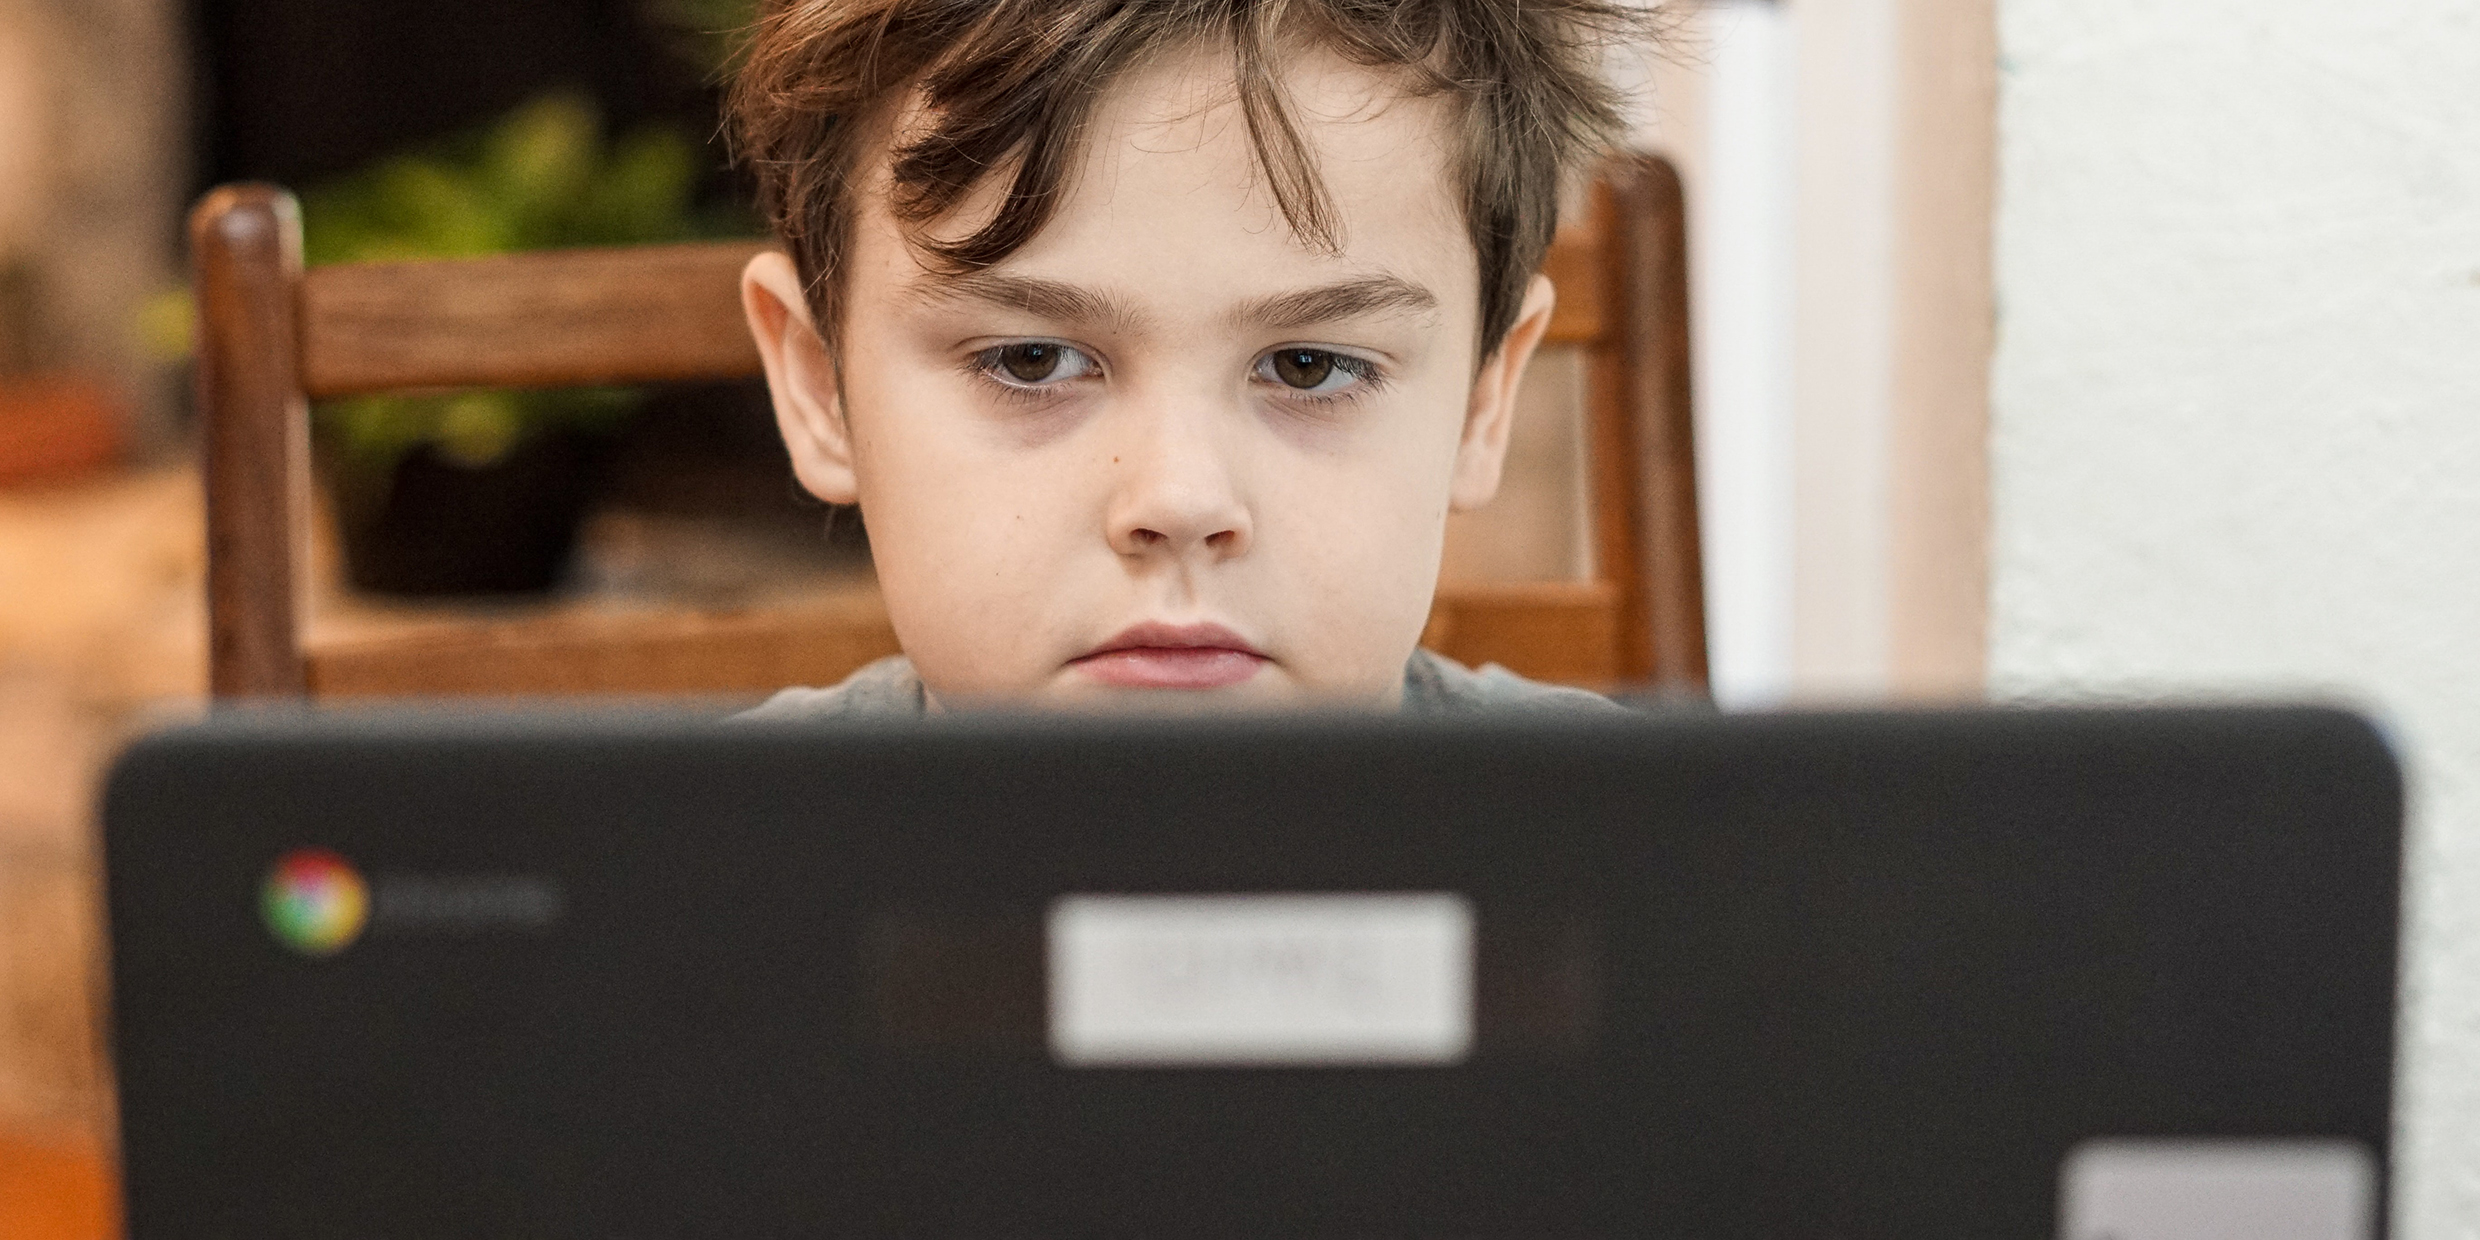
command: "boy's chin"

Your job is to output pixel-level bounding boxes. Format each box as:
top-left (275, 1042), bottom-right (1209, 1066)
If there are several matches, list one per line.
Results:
top-left (1045, 674), bottom-right (1312, 716)
top-left (928, 671), bottom-right (1394, 716)
top-left (1058, 690), bottom-right (1294, 717)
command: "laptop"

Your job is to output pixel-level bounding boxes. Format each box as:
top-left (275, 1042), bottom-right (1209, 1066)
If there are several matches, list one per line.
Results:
top-left (102, 704), bottom-right (2400, 1239)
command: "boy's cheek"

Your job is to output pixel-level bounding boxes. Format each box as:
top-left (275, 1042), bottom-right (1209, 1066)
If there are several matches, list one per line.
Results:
top-left (858, 464), bottom-right (1097, 665)
top-left (1254, 487), bottom-right (1448, 655)
top-left (870, 541), bottom-right (1067, 697)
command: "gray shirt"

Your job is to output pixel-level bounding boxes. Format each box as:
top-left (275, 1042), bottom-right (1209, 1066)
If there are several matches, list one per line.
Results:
top-left (737, 647), bottom-right (1621, 720)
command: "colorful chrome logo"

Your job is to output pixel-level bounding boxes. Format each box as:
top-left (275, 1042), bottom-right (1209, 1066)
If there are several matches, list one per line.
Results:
top-left (261, 848), bottom-right (370, 956)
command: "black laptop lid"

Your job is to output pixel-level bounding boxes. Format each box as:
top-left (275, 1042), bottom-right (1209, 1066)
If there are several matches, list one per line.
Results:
top-left (103, 705), bottom-right (2400, 1239)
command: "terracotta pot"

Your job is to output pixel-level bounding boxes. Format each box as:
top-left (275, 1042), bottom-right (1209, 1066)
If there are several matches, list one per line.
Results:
top-left (0, 375), bottom-right (121, 486)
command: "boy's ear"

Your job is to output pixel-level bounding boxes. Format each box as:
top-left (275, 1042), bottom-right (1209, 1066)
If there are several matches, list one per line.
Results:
top-left (1450, 273), bottom-right (1557, 511)
top-left (742, 251), bottom-right (860, 506)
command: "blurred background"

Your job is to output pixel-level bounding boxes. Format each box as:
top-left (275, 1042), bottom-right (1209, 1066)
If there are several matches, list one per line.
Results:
top-left (2, 0), bottom-right (832, 1227)
top-left (5, 0), bottom-right (2480, 1235)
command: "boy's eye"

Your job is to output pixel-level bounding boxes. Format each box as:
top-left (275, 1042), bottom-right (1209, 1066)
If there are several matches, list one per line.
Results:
top-left (1271, 349), bottom-right (1334, 389)
top-left (1256, 347), bottom-right (1372, 395)
top-left (982, 341), bottom-right (1096, 386)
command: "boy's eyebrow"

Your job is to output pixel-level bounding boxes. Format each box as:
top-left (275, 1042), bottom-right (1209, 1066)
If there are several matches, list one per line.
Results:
top-left (905, 272), bottom-right (1142, 330)
top-left (1232, 276), bottom-right (1440, 330)
top-left (908, 271), bottom-right (1440, 335)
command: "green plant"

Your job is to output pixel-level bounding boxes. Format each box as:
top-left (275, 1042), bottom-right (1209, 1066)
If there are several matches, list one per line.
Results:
top-left (305, 92), bottom-right (750, 470)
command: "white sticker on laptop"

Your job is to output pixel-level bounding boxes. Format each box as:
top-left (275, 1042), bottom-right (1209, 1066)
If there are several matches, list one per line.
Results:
top-left (1048, 893), bottom-right (1474, 1067)
top-left (2059, 1139), bottom-right (2375, 1240)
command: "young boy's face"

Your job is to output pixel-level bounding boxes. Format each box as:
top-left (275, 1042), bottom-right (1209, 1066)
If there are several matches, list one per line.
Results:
top-left (744, 44), bottom-right (1554, 710)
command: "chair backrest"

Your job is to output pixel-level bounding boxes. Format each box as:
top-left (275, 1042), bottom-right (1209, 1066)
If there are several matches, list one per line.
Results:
top-left (193, 155), bottom-right (1705, 700)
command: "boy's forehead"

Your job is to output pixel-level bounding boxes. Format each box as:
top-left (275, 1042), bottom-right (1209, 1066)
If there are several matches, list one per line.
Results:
top-left (870, 42), bottom-right (1474, 314)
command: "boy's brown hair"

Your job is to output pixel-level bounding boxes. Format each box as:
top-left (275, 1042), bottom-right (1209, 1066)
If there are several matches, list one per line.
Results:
top-left (730, 0), bottom-right (1658, 353)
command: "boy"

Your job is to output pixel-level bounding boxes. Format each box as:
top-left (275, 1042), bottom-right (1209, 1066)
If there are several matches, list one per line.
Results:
top-left (731, 0), bottom-right (1649, 715)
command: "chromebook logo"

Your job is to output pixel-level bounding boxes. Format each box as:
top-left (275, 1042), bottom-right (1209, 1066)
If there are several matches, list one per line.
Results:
top-left (262, 849), bottom-right (370, 957)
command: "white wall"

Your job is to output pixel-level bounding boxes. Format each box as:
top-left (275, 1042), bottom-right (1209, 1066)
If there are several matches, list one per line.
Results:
top-left (1634, 0), bottom-right (1990, 707)
top-left (1637, 0), bottom-right (1893, 710)
top-left (1789, 0), bottom-right (1899, 700)
top-left (1990, 3), bottom-right (2480, 1233)
top-left (1670, 0), bottom-right (1803, 708)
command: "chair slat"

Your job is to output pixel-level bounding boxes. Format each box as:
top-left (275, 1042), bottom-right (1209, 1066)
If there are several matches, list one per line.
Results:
top-left (299, 234), bottom-right (1605, 404)
top-left (307, 591), bottom-right (901, 698)
top-left (1541, 213), bottom-right (1608, 345)
top-left (1426, 580), bottom-right (1623, 687)
top-left (298, 240), bottom-right (772, 397)
top-left (304, 581), bottom-right (1619, 698)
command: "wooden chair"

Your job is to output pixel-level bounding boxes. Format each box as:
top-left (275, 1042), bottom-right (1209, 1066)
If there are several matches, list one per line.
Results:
top-left (193, 154), bottom-right (1706, 700)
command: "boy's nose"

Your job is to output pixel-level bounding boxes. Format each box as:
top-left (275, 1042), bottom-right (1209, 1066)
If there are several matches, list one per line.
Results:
top-left (1102, 414), bottom-right (1253, 563)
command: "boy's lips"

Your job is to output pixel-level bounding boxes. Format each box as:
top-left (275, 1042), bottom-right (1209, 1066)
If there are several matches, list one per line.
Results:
top-left (1071, 622), bottom-right (1269, 689)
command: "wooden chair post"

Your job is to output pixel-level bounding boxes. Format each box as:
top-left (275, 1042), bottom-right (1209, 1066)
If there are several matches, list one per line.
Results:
top-left (193, 184), bottom-right (311, 697)
top-left (1602, 154), bottom-right (1708, 693)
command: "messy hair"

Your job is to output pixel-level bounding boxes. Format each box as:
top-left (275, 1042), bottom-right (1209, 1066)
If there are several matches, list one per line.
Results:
top-left (730, 0), bottom-right (1660, 352)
